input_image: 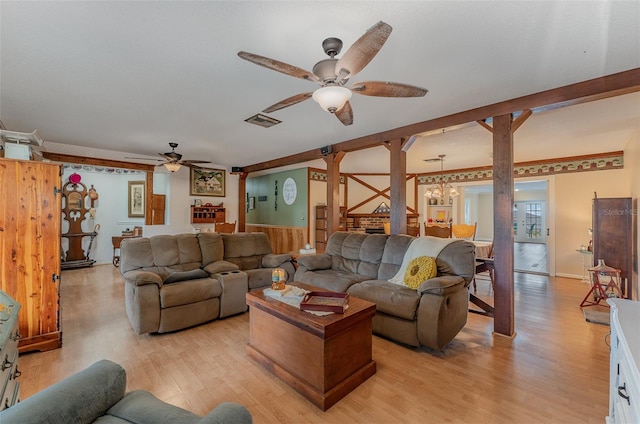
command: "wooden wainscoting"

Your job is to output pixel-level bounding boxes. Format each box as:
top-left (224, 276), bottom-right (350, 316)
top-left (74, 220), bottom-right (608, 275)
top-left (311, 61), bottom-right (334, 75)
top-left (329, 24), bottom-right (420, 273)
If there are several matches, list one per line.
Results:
top-left (245, 224), bottom-right (306, 254)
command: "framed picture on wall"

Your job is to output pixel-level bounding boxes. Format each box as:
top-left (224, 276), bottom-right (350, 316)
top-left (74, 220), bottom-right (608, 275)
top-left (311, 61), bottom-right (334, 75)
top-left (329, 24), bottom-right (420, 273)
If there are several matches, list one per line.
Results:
top-left (190, 167), bottom-right (225, 197)
top-left (128, 181), bottom-right (145, 217)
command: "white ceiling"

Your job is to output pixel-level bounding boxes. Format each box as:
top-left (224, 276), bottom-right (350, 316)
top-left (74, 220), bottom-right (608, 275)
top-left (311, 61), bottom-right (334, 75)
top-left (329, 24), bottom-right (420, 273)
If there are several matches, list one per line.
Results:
top-left (1, 1), bottom-right (639, 173)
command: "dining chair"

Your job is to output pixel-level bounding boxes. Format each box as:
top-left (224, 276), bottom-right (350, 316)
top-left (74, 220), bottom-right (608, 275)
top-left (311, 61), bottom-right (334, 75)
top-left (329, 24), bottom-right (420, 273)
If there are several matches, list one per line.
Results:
top-left (215, 221), bottom-right (236, 234)
top-left (424, 223), bottom-right (452, 238)
top-left (473, 241), bottom-right (494, 292)
top-left (452, 222), bottom-right (477, 240)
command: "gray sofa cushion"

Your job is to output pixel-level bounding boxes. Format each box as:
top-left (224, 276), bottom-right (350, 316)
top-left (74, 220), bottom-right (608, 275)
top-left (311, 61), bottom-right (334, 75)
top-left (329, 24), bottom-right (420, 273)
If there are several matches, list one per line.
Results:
top-left (347, 280), bottom-right (420, 320)
top-left (106, 390), bottom-right (201, 424)
top-left (120, 238), bottom-right (155, 273)
top-left (294, 268), bottom-right (370, 292)
top-left (378, 235), bottom-right (415, 280)
top-left (163, 269), bottom-right (208, 284)
top-left (197, 232), bottom-right (225, 266)
top-left (326, 233), bottom-right (388, 279)
top-left (159, 278), bottom-right (222, 308)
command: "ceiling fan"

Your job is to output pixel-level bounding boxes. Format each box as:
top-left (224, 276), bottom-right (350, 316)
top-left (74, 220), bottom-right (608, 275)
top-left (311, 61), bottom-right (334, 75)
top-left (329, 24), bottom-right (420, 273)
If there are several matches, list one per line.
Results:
top-left (126, 142), bottom-right (211, 172)
top-left (238, 21), bottom-right (427, 126)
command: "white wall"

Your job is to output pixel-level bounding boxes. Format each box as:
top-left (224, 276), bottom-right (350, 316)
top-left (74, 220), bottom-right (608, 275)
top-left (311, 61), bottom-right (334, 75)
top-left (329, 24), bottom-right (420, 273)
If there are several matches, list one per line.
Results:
top-left (47, 142), bottom-right (237, 265)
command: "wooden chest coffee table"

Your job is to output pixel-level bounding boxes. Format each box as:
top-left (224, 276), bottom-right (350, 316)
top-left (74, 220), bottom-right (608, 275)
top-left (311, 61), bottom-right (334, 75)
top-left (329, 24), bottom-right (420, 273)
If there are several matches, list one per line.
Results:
top-left (245, 283), bottom-right (376, 411)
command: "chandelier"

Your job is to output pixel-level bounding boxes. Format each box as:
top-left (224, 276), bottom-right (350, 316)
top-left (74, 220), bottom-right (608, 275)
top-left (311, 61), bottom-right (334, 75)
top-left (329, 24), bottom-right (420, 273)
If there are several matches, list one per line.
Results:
top-left (424, 154), bottom-right (459, 199)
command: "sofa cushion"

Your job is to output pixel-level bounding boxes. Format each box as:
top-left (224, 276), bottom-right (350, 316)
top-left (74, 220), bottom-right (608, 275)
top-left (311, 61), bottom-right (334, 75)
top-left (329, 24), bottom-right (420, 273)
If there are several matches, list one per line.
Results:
top-left (347, 280), bottom-right (420, 320)
top-left (403, 256), bottom-right (437, 289)
top-left (106, 390), bottom-right (201, 424)
top-left (326, 233), bottom-right (387, 279)
top-left (163, 269), bottom-right (209, 284)
top-left (120, 238), bottom-right (155, 273)
top-left (245, 268), bottom-right (274, 290)
top-left (293, 268), bottom-right (370, 293)
top-left (378, 235), bottom-right (414, 280)
top-left (197, 233), bottom-right (225, 266)
top-left (159, 278), bottom-right (222, 308)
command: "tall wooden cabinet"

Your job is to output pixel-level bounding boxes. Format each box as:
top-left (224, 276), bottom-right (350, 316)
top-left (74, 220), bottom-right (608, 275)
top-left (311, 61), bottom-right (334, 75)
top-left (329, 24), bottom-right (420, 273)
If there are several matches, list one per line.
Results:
top-left (0, 158), bottom-right (62, 352)
top-left (592, 197), bottom-right (635, 299)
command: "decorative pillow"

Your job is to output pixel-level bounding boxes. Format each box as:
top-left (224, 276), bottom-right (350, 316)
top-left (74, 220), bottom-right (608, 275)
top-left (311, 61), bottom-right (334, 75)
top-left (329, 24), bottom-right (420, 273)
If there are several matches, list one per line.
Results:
top-left (163, 269), bottom-right (208, 284)
top-left (403, 256), bottom-right (437, 289)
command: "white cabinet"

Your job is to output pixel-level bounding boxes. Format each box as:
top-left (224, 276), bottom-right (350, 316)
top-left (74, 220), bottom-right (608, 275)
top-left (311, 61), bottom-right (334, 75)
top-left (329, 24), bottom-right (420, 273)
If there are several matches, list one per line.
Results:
top-left (607, 298), bottom-right (640, 423)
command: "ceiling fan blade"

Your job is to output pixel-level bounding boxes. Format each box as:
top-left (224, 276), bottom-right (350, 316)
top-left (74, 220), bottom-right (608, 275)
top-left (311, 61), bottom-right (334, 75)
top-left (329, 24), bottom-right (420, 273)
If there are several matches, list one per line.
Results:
top-left (351, 81), bottom-right (428, 97)
top-left (335, 21), bottom-right (392, 84)
top-left (180, 161), bottom-right (212, 169)
top-left (180, 160), bottom-right (211, 165)
top-left (125, 157), bottom-right (164, 162)
top-left (334, 101), bottom-right (353, 126)
top-left (263, 92), bottom-right (314, 113)
top-left (238, 51), bottom-right (320, 83)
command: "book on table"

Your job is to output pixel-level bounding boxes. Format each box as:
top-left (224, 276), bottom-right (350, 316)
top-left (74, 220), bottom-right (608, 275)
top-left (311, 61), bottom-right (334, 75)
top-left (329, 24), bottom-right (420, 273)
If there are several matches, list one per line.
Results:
top-left (300, 291), bottom-right (349, 314)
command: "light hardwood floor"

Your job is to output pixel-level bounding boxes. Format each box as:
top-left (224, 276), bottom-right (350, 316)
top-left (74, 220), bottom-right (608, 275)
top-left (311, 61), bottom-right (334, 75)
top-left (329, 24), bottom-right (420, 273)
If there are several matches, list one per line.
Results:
top-left (18, 265), bottom-right (610, 423)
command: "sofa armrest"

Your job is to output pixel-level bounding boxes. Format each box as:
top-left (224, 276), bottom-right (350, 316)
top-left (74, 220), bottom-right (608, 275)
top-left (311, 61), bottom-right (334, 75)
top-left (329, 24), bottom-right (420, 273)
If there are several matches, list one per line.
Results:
top-left (0, 359), bottom-right (126, 424)
top-left (417, 275), bottom-right (465, 296)
top-left (296, 253), bottom-right (332, 270)
top-left (203, 260), bottom-right (239, 275)
top-left (262, 253), bottom-right (292, 268)
top-left (197, 402), bottom-right (253, 424)
top-left (122, 270), bottom-right (163, 287)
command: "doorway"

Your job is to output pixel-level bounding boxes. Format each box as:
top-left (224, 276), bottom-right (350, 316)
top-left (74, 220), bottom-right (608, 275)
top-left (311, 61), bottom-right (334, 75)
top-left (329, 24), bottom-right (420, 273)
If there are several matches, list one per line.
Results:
top-left (462, 180), bottom-right (550, 275)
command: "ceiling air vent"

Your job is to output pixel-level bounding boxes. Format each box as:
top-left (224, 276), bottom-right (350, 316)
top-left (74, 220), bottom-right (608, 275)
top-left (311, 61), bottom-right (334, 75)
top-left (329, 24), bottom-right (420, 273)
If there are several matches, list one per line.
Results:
top-left (244, 113), bottom-right (281, 128)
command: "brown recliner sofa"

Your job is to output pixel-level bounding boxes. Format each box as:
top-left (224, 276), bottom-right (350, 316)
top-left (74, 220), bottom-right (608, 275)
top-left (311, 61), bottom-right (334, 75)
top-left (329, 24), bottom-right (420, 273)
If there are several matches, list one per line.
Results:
top-left (119, 232), bottom-right (294, 335)
top-left (294, 232), bottom-right (475, 350)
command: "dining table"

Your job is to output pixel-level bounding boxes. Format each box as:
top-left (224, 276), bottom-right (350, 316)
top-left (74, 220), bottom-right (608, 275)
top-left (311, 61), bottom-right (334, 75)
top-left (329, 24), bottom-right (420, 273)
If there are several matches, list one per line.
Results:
top-left (473, 240), bottom-right (493, 258)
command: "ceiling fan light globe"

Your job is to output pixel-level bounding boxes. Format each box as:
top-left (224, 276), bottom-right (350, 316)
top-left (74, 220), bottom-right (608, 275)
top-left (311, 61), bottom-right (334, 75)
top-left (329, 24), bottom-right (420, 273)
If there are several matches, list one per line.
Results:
top-left (312, 86), bottom-right (352, 113)
top-left (164, 163), bottom-right (181, 173)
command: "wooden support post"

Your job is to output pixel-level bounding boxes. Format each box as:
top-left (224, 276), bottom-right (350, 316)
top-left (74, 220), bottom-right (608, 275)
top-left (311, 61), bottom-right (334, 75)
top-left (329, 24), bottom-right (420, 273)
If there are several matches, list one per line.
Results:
top-left (237, 172), bottom-right (248, 232)
top-left (388, 138), bottom-right (407, 234)
top-left (492, 114), bottom-right (515, 338)
top-left (324, 152), bottom-right (345, 236)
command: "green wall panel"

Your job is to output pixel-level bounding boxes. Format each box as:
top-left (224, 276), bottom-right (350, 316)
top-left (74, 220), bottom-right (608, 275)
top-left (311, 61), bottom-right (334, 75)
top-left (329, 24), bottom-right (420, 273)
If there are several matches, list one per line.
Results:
top-left (246, 168), bottom-right (308, 226)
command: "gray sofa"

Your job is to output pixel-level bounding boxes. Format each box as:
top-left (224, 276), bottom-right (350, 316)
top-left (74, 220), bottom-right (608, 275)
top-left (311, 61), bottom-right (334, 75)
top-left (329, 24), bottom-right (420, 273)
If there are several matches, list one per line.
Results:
top-left (0, 359), bottom-right (252, 424)
top-left (119, 232), bottom-right (294, 335)
top-left (294, 232), bottom-right (476, 350)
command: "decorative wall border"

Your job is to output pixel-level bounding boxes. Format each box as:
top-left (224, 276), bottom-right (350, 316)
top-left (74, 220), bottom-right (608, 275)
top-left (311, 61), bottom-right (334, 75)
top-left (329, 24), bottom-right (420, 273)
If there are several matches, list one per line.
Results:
top-left (308, 152), bottom-right (623, 184)
top-left (62, 163), bottom-right (146, 175)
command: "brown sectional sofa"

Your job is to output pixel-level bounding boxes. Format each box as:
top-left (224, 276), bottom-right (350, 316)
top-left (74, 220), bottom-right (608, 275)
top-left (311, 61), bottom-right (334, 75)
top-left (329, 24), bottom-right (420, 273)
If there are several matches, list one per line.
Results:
top-left (119, 232), bottom-right (294, 335)
top-left (294, 232), bottom-right (476, 350)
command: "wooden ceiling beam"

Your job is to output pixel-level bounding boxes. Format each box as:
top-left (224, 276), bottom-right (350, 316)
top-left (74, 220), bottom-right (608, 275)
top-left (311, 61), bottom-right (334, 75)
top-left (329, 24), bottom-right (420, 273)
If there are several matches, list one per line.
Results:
top-left (241, 67), bottom-right (640, 173)
top-left (42, 152), bottom-right (156, 172)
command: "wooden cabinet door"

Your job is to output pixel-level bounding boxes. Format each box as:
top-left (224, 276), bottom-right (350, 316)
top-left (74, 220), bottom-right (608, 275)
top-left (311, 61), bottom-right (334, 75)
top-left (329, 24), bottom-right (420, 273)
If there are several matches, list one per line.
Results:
top-left (0, 158), bottom-right (62, 352)
top-left (592, 197), bottom-right (633, 298)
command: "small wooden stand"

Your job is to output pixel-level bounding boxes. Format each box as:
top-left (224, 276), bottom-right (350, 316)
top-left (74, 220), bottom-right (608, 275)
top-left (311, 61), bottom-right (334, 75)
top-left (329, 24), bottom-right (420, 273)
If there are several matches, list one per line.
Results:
top-left (580, 260), bottom-right (622, 308)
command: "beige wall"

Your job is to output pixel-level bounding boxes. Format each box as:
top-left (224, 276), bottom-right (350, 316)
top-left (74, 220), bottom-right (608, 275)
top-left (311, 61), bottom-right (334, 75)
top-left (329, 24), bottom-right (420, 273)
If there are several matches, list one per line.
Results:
top-left (554, 169), bottom-right (629, 278)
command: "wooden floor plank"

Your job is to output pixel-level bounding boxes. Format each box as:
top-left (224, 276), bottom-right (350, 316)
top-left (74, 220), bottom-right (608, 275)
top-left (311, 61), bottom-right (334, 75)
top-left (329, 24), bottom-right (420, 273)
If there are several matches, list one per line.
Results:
top-left (16, 264), bottom-right (610, 423)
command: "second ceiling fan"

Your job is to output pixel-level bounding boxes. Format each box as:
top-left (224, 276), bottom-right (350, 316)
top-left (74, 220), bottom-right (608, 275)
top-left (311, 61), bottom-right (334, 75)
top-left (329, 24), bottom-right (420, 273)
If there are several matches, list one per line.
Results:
top-left (238, 21), bottom-right (427, 126)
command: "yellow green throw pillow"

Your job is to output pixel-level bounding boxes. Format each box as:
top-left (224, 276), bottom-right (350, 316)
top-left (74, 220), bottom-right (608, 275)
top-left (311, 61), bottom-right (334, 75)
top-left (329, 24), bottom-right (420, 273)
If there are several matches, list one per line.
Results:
top-left (404, 256), bottom-right (437, 289)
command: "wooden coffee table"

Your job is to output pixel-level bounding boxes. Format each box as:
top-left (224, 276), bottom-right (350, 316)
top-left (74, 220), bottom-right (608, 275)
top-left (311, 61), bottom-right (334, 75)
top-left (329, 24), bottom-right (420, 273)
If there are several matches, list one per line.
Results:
top-left (245, 283), bottom-right (376, 411)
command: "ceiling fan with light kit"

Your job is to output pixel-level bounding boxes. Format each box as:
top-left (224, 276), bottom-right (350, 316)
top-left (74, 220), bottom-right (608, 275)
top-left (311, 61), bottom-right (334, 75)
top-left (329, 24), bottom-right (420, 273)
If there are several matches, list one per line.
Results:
top-left (126, 142), bottom-right (211, 173)
top-left (238, 21), bottom-right (427, 126)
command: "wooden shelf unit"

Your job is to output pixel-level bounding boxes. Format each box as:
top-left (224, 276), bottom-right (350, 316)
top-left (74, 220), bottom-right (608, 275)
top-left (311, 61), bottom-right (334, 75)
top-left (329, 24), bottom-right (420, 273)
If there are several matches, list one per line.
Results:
top-left (315, 205), bottom-right (346, 252)
top-left (190, 205), bottom-right (225, 224)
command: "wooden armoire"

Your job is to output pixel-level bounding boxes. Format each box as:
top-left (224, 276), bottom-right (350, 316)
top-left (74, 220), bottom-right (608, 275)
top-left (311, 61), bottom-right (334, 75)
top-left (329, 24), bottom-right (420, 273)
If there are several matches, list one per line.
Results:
top-left (592, 196), bottom-right (635, 299)
top-left (0, 158), bottom-right (62, 352)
